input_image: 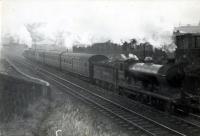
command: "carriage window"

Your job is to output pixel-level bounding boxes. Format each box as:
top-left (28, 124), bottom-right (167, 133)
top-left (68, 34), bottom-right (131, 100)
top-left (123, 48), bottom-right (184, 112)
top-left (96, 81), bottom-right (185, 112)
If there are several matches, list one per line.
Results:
top-left (196, 37), bottom-right (200, 48)
top-left (176, 37), bottom-right (183, 49)
top-left (190, 37), bottom-right (196, 48)
top-left (183, 37), bottom-right (189, 49)
top-left (176, 36), bottom-right (189, 49)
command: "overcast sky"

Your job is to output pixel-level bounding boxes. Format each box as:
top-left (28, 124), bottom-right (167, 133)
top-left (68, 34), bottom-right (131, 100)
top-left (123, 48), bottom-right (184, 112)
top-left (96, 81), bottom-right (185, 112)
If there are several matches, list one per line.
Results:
top-left (1, 0), bottom-right (200, 48)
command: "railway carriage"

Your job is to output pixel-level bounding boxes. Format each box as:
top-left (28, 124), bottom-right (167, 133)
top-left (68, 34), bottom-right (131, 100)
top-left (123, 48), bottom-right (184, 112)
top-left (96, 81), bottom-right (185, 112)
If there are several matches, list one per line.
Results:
top-left (23, 49), bottom-right (35, 61)
top-left (60, 53), bottom-right (108, 78)
top-left (44, 51), bottom-right (60, 68)
top-left (36, 50), bottom-right (45, 64)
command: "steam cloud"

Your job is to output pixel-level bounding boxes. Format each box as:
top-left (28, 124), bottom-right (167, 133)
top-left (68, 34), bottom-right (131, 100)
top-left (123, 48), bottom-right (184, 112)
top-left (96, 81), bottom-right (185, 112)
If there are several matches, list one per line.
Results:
top-left (2, 0), bottom-right (200, 49)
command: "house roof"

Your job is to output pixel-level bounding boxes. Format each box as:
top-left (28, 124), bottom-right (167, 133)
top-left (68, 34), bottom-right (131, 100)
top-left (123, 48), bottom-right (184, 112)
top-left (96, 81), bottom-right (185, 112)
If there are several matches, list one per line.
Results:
top-left (174, 25), bottom-right (200, 34)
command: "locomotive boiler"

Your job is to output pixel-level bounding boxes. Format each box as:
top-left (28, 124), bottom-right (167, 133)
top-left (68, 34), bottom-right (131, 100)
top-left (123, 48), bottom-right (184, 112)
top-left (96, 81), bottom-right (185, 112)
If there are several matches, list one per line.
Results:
top-left (127, 62), bottom-right (184, 88)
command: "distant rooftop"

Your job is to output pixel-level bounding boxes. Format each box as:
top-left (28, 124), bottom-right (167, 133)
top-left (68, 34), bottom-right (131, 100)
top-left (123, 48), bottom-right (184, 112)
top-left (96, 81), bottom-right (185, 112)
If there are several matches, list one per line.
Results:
top-left (174, 24), bottom-right (200, 34)
top-left (36, 39), bottom-right (55, 45)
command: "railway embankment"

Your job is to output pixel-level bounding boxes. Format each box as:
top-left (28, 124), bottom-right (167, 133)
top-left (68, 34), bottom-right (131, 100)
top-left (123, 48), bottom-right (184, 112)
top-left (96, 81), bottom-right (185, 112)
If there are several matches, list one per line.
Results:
top-left (0, 50), bottom-right (132, 136)
top-left (0, 72), bottom-right (50, 122)
top-left (0, 59), bottom-right (51, 135)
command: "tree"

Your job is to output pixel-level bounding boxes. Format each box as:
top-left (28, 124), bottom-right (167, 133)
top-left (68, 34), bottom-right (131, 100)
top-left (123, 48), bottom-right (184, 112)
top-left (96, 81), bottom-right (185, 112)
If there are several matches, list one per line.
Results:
top-left (130, 38), bottom-right (137, 49)
top-left (122, 41), bottom-right (129, 52)
top-left (2, 33), bottom-right (20, 46)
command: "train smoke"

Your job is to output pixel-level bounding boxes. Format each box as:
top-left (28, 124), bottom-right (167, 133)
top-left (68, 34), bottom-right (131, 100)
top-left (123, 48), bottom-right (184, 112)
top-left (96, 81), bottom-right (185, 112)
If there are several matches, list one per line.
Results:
top-left (2, 0), bottom-right (200, 50)
top-left (21, 21), bottom-right (173, 50)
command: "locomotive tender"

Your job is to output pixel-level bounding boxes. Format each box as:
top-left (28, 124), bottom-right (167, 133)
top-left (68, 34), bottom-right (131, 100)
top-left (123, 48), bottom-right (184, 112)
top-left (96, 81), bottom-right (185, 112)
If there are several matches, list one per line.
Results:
top-left (23, 33), bottom-right (200, 113)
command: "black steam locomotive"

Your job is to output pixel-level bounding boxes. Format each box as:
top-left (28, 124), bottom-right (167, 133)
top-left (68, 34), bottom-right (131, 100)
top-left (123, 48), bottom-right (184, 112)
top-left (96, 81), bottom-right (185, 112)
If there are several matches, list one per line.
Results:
top-left (23, 33), bottom-right (200, 113)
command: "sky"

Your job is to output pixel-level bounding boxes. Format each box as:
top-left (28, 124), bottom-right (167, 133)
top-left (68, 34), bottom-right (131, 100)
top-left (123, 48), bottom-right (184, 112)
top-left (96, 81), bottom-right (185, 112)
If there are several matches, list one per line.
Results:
top-left (1, 0), bottom-right (200, 49)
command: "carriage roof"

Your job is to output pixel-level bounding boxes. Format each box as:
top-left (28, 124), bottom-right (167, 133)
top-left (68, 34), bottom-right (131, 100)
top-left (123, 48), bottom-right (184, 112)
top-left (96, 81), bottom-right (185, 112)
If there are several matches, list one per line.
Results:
top-left (62, 52), bottom-right (108, 62)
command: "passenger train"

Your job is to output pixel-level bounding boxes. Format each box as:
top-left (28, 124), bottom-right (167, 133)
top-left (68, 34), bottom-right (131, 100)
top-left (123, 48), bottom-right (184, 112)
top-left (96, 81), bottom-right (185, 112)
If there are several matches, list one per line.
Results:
top-left (23, 33), bottom-right (200, 114)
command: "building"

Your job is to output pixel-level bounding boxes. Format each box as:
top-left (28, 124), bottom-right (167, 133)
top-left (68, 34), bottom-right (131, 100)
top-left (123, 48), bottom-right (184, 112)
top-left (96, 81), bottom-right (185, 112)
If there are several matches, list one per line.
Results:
top-left (33, 39), bottom-right (66, 51)
top-left (174, 24), bottom-right (200, 34)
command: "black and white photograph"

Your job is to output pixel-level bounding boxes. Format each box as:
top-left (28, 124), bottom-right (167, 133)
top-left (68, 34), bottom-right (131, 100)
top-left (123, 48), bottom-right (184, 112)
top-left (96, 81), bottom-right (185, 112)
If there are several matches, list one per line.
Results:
top-left (0, 0), bottom-right (200, 135)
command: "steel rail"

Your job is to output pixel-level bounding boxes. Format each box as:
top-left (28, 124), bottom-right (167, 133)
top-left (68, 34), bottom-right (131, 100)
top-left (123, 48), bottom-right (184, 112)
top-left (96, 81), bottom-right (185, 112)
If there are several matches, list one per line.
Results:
top-left (24, 58), bottom-right (200, 135)
top-left (38, 67), bottom-right (186, 136)
top-left (13, 57), bottom-right (200, 136)
top-left (41, 71), bottom-right (156, 136)
top-left (16, 58), bottom-right (187, 136)
top-left (12, 57), bottom-right (155, 135)
top-left (190, 113), bottom-right (200, 120)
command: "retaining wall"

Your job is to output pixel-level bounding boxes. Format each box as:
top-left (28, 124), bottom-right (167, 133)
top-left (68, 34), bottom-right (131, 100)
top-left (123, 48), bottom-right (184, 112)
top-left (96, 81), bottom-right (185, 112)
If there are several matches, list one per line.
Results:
top-left (0, 73), bottom-right (51, 122)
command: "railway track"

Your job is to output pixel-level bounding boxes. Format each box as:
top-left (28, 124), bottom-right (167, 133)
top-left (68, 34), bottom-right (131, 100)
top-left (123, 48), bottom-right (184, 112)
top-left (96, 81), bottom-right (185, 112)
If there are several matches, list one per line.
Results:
top-left (190, 113), bottom-right (200, 121)
top-left (9, 57), bottom-right (200, 136)
top-left (186, 113), bottom-right (200, 126)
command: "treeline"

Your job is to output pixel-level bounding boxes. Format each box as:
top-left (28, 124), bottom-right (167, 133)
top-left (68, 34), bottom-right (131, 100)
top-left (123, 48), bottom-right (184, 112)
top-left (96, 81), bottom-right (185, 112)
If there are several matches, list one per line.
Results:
top-left (73, 39), bottom-right (167, 63)
top-left (73, 40), bottom-right (122, 55)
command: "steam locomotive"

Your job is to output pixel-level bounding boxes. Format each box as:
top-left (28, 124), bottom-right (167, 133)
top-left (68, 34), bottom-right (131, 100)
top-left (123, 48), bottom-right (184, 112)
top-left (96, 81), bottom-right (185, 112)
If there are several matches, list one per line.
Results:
top-left (23, 33), bottom-right (200, 114)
